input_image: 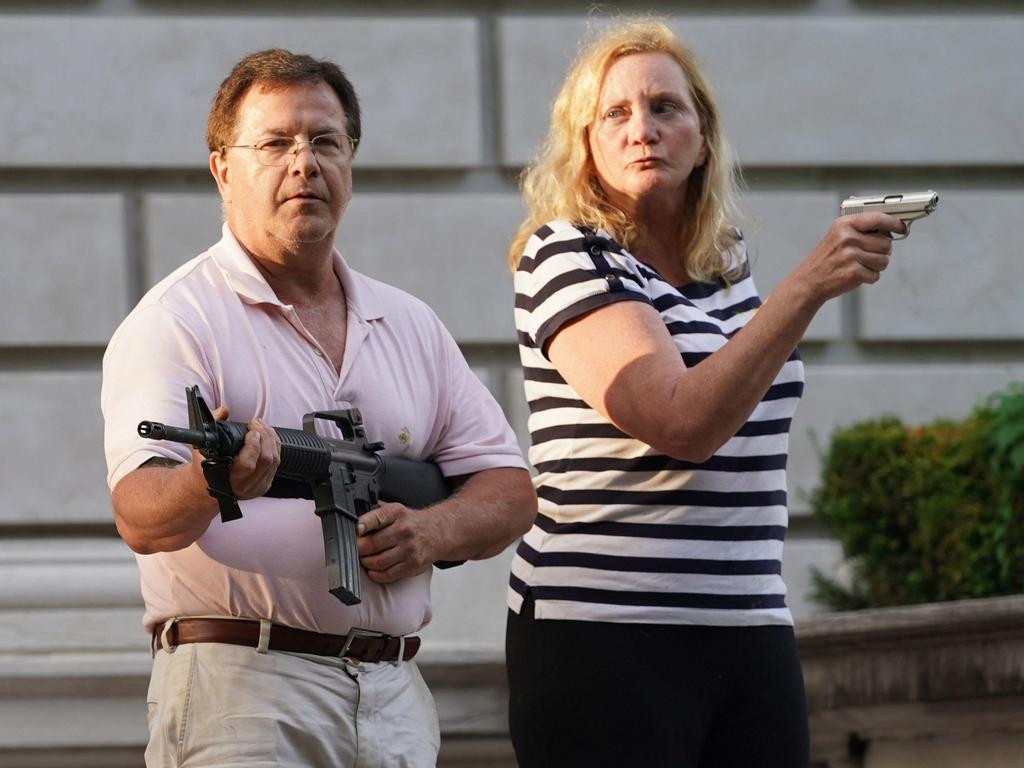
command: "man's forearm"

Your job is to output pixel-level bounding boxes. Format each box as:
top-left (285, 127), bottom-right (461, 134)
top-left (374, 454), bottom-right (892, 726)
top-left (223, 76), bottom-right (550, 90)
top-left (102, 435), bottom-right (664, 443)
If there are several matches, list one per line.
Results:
top-left (111, 460), bottom-right (220, 554)
top-left (430, 467), bottom-right (537, 562)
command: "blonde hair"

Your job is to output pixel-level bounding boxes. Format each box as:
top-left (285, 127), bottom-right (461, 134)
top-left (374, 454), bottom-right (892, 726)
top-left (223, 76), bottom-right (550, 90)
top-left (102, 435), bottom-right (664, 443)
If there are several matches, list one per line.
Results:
top-left (508, 18), bottom-right (744, 281)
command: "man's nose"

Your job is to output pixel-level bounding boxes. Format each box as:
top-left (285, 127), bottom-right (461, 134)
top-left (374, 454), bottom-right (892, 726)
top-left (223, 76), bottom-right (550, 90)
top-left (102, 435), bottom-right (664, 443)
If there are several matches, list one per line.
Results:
top-left (289, 142), bottom-right (320, 175)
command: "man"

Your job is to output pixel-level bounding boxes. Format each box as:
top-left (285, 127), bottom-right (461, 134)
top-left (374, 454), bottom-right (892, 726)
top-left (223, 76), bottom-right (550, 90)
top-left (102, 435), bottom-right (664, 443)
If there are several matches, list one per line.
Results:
top-left (101, 48), bottom-right (536, 767)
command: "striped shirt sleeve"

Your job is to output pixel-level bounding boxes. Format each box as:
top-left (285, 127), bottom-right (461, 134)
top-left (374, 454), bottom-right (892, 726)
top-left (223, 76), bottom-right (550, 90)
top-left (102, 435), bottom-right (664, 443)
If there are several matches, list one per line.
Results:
top-left (513, 222), bottom-right (653, 357)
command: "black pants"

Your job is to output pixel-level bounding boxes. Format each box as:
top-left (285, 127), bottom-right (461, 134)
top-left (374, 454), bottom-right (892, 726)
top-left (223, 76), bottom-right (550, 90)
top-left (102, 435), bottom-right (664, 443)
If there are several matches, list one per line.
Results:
top-left (506, 597), bottom-right (809, 768)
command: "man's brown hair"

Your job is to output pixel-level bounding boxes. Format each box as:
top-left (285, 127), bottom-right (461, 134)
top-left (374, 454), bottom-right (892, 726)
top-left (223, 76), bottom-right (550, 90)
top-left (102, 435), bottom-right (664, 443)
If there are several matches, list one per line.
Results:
top-left (206, 48), bottom-right (361, 153)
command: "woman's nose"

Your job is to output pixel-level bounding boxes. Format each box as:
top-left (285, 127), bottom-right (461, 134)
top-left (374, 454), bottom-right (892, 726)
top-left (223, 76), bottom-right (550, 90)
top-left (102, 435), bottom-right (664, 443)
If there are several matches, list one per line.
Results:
top-left (628, 110), bottom-right (659, 144)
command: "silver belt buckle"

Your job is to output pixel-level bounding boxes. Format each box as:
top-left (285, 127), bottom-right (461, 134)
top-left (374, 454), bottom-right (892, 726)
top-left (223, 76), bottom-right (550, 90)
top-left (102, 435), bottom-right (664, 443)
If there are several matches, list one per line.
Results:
top-left (339, 627), bottom-right (383, 661)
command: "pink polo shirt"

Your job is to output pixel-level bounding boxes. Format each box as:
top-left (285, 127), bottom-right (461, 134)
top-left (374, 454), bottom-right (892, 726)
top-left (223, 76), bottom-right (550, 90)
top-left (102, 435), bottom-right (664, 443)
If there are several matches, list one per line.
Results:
top-left (102, 224), bottom-right (525, 635)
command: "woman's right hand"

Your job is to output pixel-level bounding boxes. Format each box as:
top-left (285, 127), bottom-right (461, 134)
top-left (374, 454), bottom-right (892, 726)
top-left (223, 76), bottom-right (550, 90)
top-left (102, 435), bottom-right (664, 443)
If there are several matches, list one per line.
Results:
top-left (785, 212), bottom-right (907, 308)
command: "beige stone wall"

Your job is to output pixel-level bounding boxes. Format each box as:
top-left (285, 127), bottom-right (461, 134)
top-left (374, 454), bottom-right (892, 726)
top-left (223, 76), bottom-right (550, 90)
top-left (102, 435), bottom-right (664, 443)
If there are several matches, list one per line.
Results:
top-left (799, 596), bottom-right (1024, 767)
top-left (1, 2), bottom-right (1021, 764)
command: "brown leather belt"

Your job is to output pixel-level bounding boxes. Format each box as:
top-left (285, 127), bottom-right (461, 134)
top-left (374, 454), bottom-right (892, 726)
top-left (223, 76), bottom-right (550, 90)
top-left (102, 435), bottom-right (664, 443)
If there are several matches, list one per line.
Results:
top-left (153, 618), bottom-right (420, 662)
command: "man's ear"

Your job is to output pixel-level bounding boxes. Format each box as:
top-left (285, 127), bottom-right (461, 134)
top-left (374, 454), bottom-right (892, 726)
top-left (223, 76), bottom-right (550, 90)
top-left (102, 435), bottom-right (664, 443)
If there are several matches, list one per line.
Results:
top-left (210, 150), bottom-right (231, 203)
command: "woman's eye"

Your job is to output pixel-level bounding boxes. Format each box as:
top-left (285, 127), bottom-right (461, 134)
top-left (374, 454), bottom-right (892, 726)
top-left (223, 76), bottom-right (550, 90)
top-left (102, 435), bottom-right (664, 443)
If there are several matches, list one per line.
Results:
top-left (605, 108), bottom-right (626, 120)
top-left (653, 101), bottom-right (679, 115)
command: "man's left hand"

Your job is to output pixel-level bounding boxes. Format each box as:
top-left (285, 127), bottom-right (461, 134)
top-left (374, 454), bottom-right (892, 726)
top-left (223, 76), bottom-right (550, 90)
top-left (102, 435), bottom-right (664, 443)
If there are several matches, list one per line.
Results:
top-left (356, 503), bottom-right (448, 583)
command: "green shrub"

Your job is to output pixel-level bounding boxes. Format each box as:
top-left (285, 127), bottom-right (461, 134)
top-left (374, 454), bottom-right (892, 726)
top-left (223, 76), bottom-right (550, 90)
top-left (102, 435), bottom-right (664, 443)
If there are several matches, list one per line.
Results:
top-left (810, 384), bottom-right (1024, 610)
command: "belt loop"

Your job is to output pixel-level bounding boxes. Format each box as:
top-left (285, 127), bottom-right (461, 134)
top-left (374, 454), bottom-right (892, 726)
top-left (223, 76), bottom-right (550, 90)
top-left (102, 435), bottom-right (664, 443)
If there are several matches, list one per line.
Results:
top-left (256, 619), bottom-right (272, 654)
top-left (391, 635), bottom-right (406, 667)
top-left (159, 617), bottom-right (179, 655)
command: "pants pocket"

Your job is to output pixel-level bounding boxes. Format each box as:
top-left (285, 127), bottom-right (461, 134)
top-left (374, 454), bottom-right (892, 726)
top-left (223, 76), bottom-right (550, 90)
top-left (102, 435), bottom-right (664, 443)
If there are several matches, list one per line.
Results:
top-left (145, 645), bottom-right (197, 768)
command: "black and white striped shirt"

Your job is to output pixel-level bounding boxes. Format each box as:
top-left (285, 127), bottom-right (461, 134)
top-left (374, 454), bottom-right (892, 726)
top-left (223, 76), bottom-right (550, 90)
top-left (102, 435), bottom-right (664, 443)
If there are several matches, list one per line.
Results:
top-left (509, 220), bottom-right (804, 626)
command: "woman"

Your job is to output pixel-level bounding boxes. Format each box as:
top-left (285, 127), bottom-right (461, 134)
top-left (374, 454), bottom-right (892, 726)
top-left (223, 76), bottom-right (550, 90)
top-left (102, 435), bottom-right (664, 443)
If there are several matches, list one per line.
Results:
top-left (505, 19), bottom-right (904, 768)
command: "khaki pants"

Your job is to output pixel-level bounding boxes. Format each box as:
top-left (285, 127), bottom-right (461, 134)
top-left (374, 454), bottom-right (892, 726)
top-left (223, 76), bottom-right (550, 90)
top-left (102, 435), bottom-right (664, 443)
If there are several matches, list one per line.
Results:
top-left (145, 641), bottom-right (440, 767)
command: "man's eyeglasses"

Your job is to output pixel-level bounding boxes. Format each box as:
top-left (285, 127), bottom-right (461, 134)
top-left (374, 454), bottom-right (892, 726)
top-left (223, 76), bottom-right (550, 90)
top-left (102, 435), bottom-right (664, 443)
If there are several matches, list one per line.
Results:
top-left (221, 133), bottom-right (358, 167)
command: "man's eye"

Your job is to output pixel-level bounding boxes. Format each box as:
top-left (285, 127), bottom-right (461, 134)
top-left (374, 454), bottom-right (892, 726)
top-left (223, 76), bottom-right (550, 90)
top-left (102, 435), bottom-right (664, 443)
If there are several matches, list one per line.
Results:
top-left (605, 108), bottom-right (626, 120)
top-left (314, 135), bottom-right (344, 151)
top-left (256, 138), bottom-right (293, 151)
top-left (653, 102), bottom-right (679, 115)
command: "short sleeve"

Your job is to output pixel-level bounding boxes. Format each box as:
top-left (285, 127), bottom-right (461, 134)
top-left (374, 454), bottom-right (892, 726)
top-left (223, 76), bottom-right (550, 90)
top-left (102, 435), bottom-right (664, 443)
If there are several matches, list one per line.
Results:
top-left (101, 304), bottom-right (214, 489)
top-left (513, 222), bottom-right (652, 356)
top-left (424, 314), bottom-right (527, 477)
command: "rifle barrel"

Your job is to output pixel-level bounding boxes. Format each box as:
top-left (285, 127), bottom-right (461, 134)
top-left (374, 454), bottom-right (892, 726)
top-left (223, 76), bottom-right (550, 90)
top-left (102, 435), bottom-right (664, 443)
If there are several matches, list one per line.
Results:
top-left (138, 420), bottom-right (210, 448)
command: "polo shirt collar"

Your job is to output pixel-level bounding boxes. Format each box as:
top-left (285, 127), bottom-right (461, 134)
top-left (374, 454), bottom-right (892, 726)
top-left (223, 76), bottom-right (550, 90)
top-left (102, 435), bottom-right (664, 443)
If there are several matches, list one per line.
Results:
top-left (334, 246), bottom-right (386, 323)
top-left (211, 223), bottom-right (385, 322)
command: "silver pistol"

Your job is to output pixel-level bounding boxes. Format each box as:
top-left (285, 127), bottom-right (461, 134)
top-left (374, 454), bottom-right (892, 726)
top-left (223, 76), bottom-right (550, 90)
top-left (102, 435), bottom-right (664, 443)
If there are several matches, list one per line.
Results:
top-left (840, 190), bottom-right (939, 240)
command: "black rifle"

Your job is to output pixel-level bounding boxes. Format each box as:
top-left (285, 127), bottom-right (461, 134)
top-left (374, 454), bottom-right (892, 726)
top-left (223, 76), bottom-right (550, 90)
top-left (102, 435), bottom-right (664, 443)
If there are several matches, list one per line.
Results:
top-left (137, 385), bottom-right (455, 606)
